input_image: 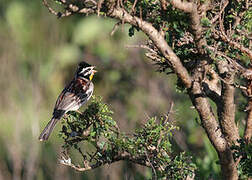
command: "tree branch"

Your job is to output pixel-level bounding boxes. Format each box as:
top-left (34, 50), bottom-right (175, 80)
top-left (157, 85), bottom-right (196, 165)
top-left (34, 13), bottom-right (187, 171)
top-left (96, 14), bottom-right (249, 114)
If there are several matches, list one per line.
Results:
top-left (41, 0), bottom-right (250, 178)
top-left (217, 60), bottom-right (240, 145)
top-left (42, 0), bottom-right (192, 88)
top-left (59, 151), bottom-right (158, 172)
top-left (202, 68), bottom-right (222, 103)
top-left (244, 79), bottom-right (252, 141)
top-left (170, 0), bottom-right (207, 54)
top-left (109, 7), bottom-right (192, 88)
top-left (244, 98), bottom-right (252, 141)
top-left (190, 84), bottom-right (238, 179)
top-left (189, 61), bottom-right (238, 180)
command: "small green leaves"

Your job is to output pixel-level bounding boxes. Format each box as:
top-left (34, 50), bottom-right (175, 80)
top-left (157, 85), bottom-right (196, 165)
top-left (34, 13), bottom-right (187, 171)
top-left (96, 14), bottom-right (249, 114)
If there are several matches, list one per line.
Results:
top-left (59, 96), bottom-right (196, 178)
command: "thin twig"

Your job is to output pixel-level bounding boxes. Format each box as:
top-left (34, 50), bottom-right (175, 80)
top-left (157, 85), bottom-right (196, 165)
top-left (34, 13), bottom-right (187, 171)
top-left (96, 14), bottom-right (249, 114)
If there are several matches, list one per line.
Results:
top-left (129, 0), bottom-right (138, 14)
top-left (145, 151), bottom-right (157, 180)
top-left (210, 0), bottom-right (228, 24)
top-left (125, 44), bottom-right (157, 54)
top-left (110, 22), bottom-right (121, 36)
top-left (157, 102), bottom-right (174, 148)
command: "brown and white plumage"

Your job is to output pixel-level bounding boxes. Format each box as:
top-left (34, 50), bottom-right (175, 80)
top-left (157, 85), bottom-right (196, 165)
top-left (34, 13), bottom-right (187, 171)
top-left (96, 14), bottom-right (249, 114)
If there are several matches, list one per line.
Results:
top-left (39, 62), bottom-right (96, 141)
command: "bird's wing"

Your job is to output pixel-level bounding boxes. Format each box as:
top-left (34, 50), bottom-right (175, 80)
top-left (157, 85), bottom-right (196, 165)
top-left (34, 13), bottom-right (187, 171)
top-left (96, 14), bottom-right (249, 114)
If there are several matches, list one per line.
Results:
top-left (54, 78), bottom-right (93, 113)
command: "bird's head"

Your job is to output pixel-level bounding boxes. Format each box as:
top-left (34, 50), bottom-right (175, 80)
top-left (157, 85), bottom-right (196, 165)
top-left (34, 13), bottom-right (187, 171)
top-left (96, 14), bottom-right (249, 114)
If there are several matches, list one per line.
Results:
top-left (76, 61), bottom-right (97, 80)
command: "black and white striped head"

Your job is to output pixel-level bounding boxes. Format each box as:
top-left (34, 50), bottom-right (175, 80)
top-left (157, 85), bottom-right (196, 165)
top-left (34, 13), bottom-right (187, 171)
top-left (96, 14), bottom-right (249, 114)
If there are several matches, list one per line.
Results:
top-left (76, 62), bottom-right (97, 80)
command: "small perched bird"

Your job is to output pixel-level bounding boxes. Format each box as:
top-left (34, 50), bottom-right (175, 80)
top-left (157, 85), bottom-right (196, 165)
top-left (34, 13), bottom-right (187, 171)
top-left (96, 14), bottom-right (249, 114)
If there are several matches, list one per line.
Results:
top-left (39, 62), bottom-right (97, 141)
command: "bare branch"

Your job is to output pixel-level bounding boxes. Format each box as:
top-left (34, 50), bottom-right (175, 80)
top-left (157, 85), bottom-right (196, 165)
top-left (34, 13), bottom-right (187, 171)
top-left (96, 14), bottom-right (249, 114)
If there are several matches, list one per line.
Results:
top-left (190, 81), bottom-right (238, 179)
top-left (188, 58), bottom-right (238, 179)
top-left (145, 151), bottom-right (157, 180)
top-left (244, 99), bottom-right (252, 141)
top-left (211, 0), bottom-right (228, 24)
top-left (110, 21), bottom-right (121, 36)
top-left (189, 80), bottom-right (226, 153)
top-left (220, 33), bottom-right (252, 61)
top-left (43, 0), bottom-right (95, 17)
top-left (217, 61), bottom-right (240, 145)
top-left (125, 44), bottom-right (157, 54)
top-left (244, 82), bottom-right (252, 141)
top-left (59, 150), bottom-right (164, 173)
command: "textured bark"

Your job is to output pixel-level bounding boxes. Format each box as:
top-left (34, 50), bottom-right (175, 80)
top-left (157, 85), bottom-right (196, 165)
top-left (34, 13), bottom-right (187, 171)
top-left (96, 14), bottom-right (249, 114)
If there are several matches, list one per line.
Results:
top-left (218, 82), bottom-right (240, 145)
top-left (189, 62), bottom-right (238, 180)
top-left (216, 61), bottom-right (240, 146)
top-left (245, 99), bottom-right (252, 140)
top-left (218, 148), bottom-right (238, 180)
top-left (189, 81), bottom-right (238, 180)
top-left (244, 80), bottom-right (252, 141)
top-left (190, 82), bottom-right (227, 151)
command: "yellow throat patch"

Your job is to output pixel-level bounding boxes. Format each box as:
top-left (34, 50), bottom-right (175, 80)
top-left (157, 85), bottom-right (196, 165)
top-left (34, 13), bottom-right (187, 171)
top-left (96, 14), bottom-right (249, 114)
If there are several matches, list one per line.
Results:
top-left (89, 73), bottom-right (94, 81)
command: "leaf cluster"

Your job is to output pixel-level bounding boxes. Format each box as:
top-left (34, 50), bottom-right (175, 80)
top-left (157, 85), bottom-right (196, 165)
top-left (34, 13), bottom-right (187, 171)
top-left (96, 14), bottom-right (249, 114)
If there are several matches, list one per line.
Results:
top-left (59, 96), bottom-right (196, 179)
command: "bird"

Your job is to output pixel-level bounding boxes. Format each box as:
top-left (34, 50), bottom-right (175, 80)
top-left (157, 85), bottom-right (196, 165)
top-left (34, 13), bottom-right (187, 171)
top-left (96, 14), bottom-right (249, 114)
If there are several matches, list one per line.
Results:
top-left (38, 61), bottom-right (97, 141)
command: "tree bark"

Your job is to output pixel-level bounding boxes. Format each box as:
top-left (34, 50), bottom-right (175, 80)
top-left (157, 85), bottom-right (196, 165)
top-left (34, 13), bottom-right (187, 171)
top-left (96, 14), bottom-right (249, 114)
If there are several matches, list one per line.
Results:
top-left (218, 82), bottom-right (240, 144)
top-left (189, 65), bottom-right (238, 180)
top-left (245, 99), bottom-right (252, 141)
top-left (189, 86), bottom-right (238, 180)
top-left (216, 64), bottom-right (240, 145)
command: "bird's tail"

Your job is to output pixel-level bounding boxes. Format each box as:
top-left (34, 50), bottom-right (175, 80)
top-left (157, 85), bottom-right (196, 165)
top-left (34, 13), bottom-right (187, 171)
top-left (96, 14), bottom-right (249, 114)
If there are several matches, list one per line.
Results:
top-left (38, 118), bottom-right (59, 141)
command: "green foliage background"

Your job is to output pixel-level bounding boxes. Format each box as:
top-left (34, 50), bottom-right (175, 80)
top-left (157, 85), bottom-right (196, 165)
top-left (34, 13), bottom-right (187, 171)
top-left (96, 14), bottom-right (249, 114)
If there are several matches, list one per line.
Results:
top-left (0, 0), bottom-right (237, 179)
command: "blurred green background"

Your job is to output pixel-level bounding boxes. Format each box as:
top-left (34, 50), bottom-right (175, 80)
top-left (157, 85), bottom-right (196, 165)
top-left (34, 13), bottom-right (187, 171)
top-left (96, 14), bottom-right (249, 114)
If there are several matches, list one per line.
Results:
top-left (0, 0), bottom-right (227, 179)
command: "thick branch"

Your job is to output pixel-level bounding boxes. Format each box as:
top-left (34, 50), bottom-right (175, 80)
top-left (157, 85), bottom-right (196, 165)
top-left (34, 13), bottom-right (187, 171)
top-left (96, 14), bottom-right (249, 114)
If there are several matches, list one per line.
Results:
top-left (189, 82), bottom-right (238, 180)
top-left (244, 81), bottom-right (252, 141)
top-left (217, 61), bottom-right (240, 145)
top-left (109, 7), bottom-right (192, 88)
top-left (189, 63), bottom-right (238, 180)
top-left (189, 82), bottom-right (226, 152)
top-left (219, 83), bottom-right (239, 144)
top-left (245, 99), bottom-right (252, 141)
top-left (170, 0), bottom-right (207, 54)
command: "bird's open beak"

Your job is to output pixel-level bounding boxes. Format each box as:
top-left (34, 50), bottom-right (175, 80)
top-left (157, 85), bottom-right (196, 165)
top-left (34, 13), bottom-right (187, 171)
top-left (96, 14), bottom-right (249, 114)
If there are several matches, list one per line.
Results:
top-left (92, 66), bottom-right (97, 73)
